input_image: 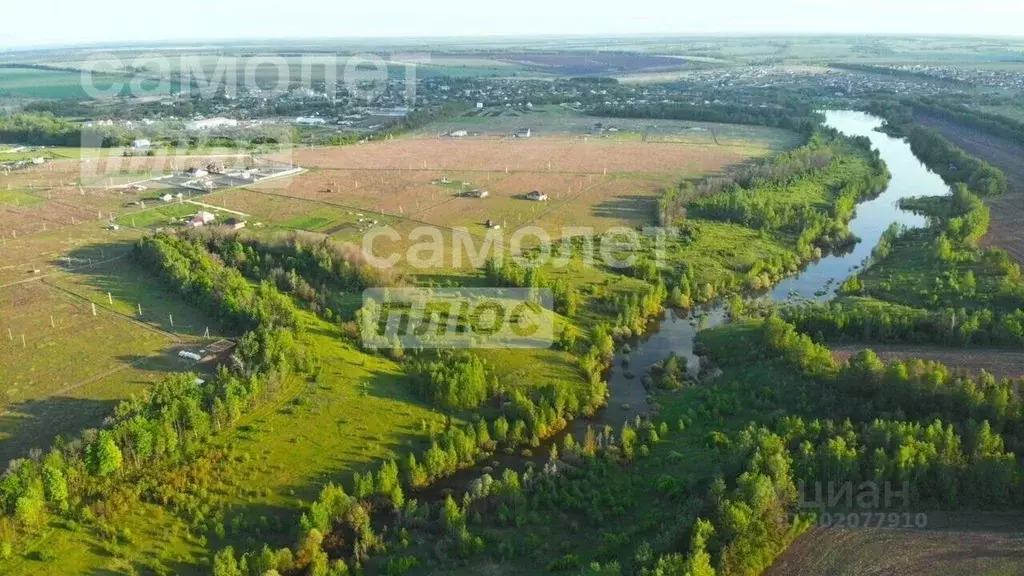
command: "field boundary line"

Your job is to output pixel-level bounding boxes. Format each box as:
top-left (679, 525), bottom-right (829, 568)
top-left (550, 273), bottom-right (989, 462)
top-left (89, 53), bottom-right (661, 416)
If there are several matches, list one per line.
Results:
top-left (39, 278), bottom-right (183, 344)
top-left (238, 186), bottom-right (493, 241)
top-left (0, 252), bottom-right (132, 290)
top-left (185, 199), bottom-right (249, 217)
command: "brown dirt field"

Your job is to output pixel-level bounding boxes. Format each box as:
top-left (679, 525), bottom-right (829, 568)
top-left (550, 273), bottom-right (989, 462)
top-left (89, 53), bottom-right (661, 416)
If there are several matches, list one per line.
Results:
top-left (247, 168), bottom-right (458, 215)
top-left (767, 513), bottom-right (1024, 576)
top-left (287, 137), bottom-right (748, 175)
top-left (914, 115), bottom-right (1024, 264)
top-left (831, 344), bottom-right (1024, 381)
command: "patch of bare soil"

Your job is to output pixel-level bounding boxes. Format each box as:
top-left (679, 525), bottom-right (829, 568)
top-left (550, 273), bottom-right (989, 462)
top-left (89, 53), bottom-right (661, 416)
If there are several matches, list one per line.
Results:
top-left (767, 512), bottom-right (1024, 576)
top-left (914, 115), bottom-right (1024, 264)
top-left (831, 344), bottom-right (1024, 381)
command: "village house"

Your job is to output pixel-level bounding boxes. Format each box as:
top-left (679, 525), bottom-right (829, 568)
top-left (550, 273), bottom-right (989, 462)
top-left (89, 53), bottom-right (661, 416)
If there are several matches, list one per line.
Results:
top-left (189, 211), bottom-right (217, 227)
top-left (527, 190), bottom-right (548, 201)
top-left (224, 218), bottom-right (247, 230)
top-left (464, 189), bottom-right (489, 198)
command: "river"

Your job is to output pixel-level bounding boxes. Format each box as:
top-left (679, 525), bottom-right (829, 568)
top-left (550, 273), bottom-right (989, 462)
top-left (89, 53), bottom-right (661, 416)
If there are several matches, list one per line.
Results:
top-left (603, 110), bottom-right (953, 399)
top-left (420, 110), bottom-right (953, 498)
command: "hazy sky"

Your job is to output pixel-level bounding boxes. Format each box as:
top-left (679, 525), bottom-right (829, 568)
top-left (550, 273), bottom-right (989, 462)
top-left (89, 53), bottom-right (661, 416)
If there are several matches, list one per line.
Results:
top-left (2, 0), bottom-right (1022, 47)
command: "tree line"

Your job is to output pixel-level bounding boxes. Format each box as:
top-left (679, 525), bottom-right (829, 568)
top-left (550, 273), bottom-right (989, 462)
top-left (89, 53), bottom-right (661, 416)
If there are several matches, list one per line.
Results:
top-left (587, 102), bottom-right (821, 134)
top-left (905, 126), bottom-right (1007, 196)
top-left (1, 233), bottom-right (315, 556)
top-left (189, 229), bottom-right (395, 322)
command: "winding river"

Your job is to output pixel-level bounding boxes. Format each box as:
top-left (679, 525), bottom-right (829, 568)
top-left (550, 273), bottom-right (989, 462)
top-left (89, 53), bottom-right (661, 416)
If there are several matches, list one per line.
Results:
top-left (422, 110), bottom-right (954, 497)
top-left (603, 110), bottom-right (953, 406)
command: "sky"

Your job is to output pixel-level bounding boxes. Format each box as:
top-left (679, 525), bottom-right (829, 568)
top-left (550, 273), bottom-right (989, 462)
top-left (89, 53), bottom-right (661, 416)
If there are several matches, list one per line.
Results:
top-left (1, 0), bottom-right (1022, 47)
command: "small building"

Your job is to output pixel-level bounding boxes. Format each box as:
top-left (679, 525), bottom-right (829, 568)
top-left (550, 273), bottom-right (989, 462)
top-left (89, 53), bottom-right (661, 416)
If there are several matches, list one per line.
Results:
top-left (465, 189), bottom-right (489, 198)
top-left (160, 193), bottom-right (174, 202)
top-left (448, 129), bottom-right (468, 138)
top-left (31, 157), bottom-right (46, 165)
top-left (127, 184), bottom-right (147, 192)
top-left (131, 139), bottom-right (151, 150)
top-left (184, 167), bottom-right (209, 178)
top-left (516, 128), bottom-right (532, 138)
top-left (189, 211), bottom-right (216, 227)
top-left (527, 190), bottom-right (548, 201)
top-left (186, 117), bottom-right (238, 131)
top-left (224, 218), bottom-right (247, 230)
top-left (476, 102), bottom-right (484, 109)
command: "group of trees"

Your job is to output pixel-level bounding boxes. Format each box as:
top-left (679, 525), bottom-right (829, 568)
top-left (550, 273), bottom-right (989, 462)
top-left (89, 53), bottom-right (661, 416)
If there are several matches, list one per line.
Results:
top-left (727, 316), bottom-right (1024, 453)
top-left (1, 232), bottom-right (331, 560)
top-left (905, 126), bottom-right (1007, 196)
top-left (483, 257), bottom-right (579, 318)
top-left (784, 298), bottom-right (1024, 348)
top-left (192, 229), bottom-right (395, 321)
top-left (223, 376), bottom-right (608, 573)
top-left (685, 132), bottom-right (888, 244)
top-left (596, 282), bottom-right (667, 338)
top-left (0, 114), bottom-right (97, 147)
top-left (587, 101), bottom-right (821, 134)
top-left (409, 352), bottom-right (494, 410)
top-left (134, 233), bottom-right (300, 336)
top-left (911, 98), bottom-right (1024, 149)
top-left (785, 184), bottom-right (1024, 347)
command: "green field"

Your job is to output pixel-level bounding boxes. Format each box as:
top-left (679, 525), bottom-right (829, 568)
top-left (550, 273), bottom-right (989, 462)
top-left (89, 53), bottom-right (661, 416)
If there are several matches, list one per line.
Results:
top-left (0, 68), bottom-right (95, 99)
top-left (3, 312), bottom-right (449, 574)
top-left (0, 189), bottom-right (43, 206)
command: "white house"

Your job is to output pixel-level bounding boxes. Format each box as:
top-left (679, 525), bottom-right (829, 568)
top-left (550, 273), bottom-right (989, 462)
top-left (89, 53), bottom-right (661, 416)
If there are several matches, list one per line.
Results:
top-left (189, 211), bottom-right (216, 227)
top-left (448, 130), bottom-right (468, 138)
top-left (131, 139), bottom-right (151, 150)
top-left (184, 167), bottom-right (209, 178)
top-left (185, 117), bottom-right (238, 131)
top-left (160, 193), bottom-right (174, 202)
top-left (476, 102), bottom-right (484, 109)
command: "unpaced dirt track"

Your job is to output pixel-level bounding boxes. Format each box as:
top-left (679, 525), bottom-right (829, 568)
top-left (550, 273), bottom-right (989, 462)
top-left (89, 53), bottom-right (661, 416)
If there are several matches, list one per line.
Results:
top-left (831, 344), bottom-right (1024, 381)
top-left (914, 115), bottom-right (1024, 263)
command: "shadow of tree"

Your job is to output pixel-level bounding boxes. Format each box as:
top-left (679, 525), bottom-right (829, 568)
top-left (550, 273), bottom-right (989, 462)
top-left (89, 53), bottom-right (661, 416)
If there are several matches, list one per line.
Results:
top-left (0, 396), bottom-right (118, 463)
top-left (55, 242), bottom-right (225, 339)
top-left (590, 195), bottom-right (658, 223)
